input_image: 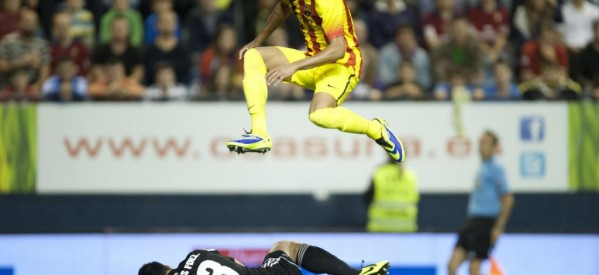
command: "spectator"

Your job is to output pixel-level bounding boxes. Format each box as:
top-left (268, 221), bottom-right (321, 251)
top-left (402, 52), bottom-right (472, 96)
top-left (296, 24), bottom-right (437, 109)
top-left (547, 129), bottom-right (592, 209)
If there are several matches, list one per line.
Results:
top-left (519, 22), bottom-right (568, 81)
top-left (41, 56), bottom-right (86, 102)
top-left (433, 18), bottom-right (484, 85)
top-left (351, 18), bottom-right (382, 101)
top-left (102, 0), bottom-right (140, 9)
top-left (368, 0), bottom-right (421, 49)
top-left (383, 61), bottom-right (425, 100)
top-left (63, 0), bottom-right (95, 48)
top-left (0, 9), bottom-right (50, 91)
top-left (0, 0), bottom-right (21, 41)
top-left (364, 156), bottom-right (419, 232)
top-left (144, 0), bottom-right (182, 44)
top-left (484, 61), bottom-right (521, 100)
top-left (422, 0), bottom-right (462, 50)
top-left (346, 0), bottom-right (369, 21)
top-left (144, 62), bottom-right (188, 101)
top-left (434, 69), bottom-right (485, 100)
top-left (577, 20), bottom-right (599, 99)
top-left (418, 0), bottom-right (469, 15)
top-left (88, 58), bottom-right (143, 101)
top-left (559, 0), bottom-right (599, 78)
top-left (186, 0), bottom-right (232, 55)
top-left (447, 130), bottom-right (515, 275)
top-left (467, 0), bottom-right (510, 64)
top-left (378, 25), bottom-right (432, 90)
top-left (198, 24), bottom-right (242, 100)
top-left (100, 0), bottom-right (143, 47)
top-left (511, 0), bottom-right (562, 44)
top-left (559, 0), bottom-right (599, 52)
top-left (21, 0), bottom-right (36, 10)
top-left (50, 11), bottom-right (90, 77)
top-left (138, 0), bottom-right (195, 20)
top-left (519, 62), bottom-right (582, 100)
top-left (0, 69), bottom-right (38, 101)
top-left (143, 11), bottom-right (191, 86)
top-left (92, 16), bottom-right (144, 83)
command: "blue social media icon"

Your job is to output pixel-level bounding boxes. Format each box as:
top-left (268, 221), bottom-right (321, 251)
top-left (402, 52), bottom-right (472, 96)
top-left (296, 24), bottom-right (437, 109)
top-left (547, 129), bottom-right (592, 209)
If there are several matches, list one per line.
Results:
top-left (520, 116), bottom-right (545, 142)
top-left (520, 152), bottom-right (546, 178)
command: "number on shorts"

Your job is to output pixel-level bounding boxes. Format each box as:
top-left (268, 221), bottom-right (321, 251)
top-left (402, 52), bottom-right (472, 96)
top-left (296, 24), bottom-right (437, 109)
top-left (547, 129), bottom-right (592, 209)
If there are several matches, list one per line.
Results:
top-left (197, 260), bottom-right (239, 275)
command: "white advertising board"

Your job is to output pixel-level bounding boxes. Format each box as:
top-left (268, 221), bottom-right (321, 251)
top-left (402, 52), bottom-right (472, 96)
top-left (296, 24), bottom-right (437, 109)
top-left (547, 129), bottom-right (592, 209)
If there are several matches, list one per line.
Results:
top-left (0, 233), bottom-right (597, 275)
top-left (37, 102), bottom-right (568, 194)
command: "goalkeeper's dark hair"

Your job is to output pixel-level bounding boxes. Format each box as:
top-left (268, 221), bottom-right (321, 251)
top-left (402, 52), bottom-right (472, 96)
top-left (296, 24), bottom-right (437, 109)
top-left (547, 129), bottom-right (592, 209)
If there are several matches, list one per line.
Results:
top-left (139, 261), bottom-right (170, 275)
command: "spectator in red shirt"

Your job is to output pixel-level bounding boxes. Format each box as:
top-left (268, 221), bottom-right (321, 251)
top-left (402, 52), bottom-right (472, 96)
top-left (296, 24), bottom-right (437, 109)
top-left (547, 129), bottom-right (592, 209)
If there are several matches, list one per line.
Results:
top-left (0, 0), bottom-right (21, 41)
top-left (467, 0), bottom-right (510, 64)
top-left (50, 11), bottom-right (90, 77)
top-left (519, 22), bottom-right (568, 81)
top-left (422, 0), bottom-right (462, 50)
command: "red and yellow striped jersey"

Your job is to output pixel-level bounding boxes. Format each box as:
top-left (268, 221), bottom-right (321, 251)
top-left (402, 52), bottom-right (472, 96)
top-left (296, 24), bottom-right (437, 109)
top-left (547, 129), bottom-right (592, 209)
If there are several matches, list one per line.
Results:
top-left (284, 0), bottom-right (363, 77)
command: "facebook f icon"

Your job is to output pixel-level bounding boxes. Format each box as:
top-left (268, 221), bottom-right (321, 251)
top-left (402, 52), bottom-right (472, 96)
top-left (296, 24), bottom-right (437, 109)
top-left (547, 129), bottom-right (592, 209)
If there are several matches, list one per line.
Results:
top-left (520, 116), bottom-right (545, 142)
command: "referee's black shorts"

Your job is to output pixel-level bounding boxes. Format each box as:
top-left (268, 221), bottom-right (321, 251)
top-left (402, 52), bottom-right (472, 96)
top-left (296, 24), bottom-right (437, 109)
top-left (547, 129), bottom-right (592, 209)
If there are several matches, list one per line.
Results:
top-left (455, 217), bottom-right (496, 259)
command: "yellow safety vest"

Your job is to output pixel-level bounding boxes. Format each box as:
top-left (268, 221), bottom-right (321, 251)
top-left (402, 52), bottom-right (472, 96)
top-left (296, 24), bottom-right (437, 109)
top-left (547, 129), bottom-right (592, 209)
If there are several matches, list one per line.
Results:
top-left (367, 164), bottom-right (419, 232)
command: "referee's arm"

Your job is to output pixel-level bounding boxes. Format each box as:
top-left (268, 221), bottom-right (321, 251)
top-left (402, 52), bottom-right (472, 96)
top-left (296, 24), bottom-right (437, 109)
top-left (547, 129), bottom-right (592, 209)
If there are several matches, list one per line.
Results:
top-left (495, 193), bottom-right (515, 230)
top-left (491, 193), bottom-right (515, 244)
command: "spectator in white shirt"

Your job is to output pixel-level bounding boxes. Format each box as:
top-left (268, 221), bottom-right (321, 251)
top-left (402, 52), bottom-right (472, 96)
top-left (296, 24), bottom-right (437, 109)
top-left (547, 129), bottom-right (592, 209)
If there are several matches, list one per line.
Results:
top-left (559, 0), bottom-right (599, 52)
top-left (559, 0), bottom-right (599, 77)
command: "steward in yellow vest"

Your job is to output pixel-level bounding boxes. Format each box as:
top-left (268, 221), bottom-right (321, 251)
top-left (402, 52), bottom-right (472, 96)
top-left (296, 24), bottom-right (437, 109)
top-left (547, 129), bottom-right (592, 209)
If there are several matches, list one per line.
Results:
top-left (365, 157), bottom-right (419, 232)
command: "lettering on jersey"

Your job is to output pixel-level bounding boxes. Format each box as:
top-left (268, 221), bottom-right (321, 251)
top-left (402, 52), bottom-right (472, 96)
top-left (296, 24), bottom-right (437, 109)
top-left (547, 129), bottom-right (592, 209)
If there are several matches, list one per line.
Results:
top-left (262, 257), bottom-right (281, 268)
top-left (184, 253), bottom-right (200, 270)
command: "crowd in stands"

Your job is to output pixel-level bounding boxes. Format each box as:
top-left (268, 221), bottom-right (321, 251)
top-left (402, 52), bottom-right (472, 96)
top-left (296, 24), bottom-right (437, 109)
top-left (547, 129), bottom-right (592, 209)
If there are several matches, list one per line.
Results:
top-left (0, 0), bottom-right (598, 102)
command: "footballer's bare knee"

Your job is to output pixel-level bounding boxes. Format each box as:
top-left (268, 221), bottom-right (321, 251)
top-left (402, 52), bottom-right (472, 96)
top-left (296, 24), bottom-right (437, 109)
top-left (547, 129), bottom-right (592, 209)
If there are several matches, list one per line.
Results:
top-left (253, 47), bottom-right (290, 70)
top-left (270, 240), bottom-right (301, 262)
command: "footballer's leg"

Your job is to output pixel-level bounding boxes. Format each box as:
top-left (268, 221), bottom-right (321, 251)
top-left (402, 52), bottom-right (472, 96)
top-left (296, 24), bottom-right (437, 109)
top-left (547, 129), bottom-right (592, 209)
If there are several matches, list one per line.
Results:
top-left (226, 47), bottom-right (298, 154)
top-left (306, 64), bottom-right (406, 162)
top-left (270, 241), bottom-right (389, 275)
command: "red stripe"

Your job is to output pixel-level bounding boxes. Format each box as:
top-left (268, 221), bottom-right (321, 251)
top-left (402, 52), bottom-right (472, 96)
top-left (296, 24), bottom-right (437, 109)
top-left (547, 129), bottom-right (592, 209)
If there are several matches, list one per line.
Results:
top-left (343, 1), bottom-right (361, 73)
top-left (310, 0), bottom-right (322, 26)
top-left (297, 0), bottom-right (319, 54)
top-left (307, 0), bottom-right (320, 53)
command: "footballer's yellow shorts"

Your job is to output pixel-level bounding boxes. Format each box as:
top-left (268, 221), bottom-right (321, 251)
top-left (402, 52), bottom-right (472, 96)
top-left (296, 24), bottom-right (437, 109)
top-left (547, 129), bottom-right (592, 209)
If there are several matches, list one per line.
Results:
top-left (276, 47), bottom-right (358, 105)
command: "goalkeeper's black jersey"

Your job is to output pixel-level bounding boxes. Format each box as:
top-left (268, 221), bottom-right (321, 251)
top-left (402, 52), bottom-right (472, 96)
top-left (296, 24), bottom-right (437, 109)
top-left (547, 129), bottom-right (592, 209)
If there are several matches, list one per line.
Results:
top-left (169, 250), bottom-right (249, 275)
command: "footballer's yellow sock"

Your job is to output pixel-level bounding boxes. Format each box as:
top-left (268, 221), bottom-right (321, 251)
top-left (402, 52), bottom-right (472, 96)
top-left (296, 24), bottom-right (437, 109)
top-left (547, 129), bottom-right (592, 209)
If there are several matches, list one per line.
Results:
top-left (308, 107), bottom-right (383, 139)
top-left (243, 49), bottom-right (269, 137)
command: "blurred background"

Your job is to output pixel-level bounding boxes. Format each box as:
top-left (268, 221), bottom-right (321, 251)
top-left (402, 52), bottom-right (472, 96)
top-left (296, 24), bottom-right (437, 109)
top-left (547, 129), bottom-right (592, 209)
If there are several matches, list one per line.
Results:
top-left (0, 0), bottom-right (598, 274)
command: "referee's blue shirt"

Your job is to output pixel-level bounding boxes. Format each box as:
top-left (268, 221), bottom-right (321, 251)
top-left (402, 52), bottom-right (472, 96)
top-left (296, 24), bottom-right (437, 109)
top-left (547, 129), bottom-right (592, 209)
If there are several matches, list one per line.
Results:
top-left (467, 157), bottom-right (510, 217)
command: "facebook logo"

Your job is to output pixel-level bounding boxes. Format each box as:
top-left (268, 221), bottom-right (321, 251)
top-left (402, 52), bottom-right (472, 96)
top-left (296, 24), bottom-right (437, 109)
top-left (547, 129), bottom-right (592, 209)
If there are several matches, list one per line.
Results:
top-left (520, 152), bottom-right (546, 178)
top-left (0, 267), bottom-right (14, 275)
top-left (520, 116), bottom-right (545, 142)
